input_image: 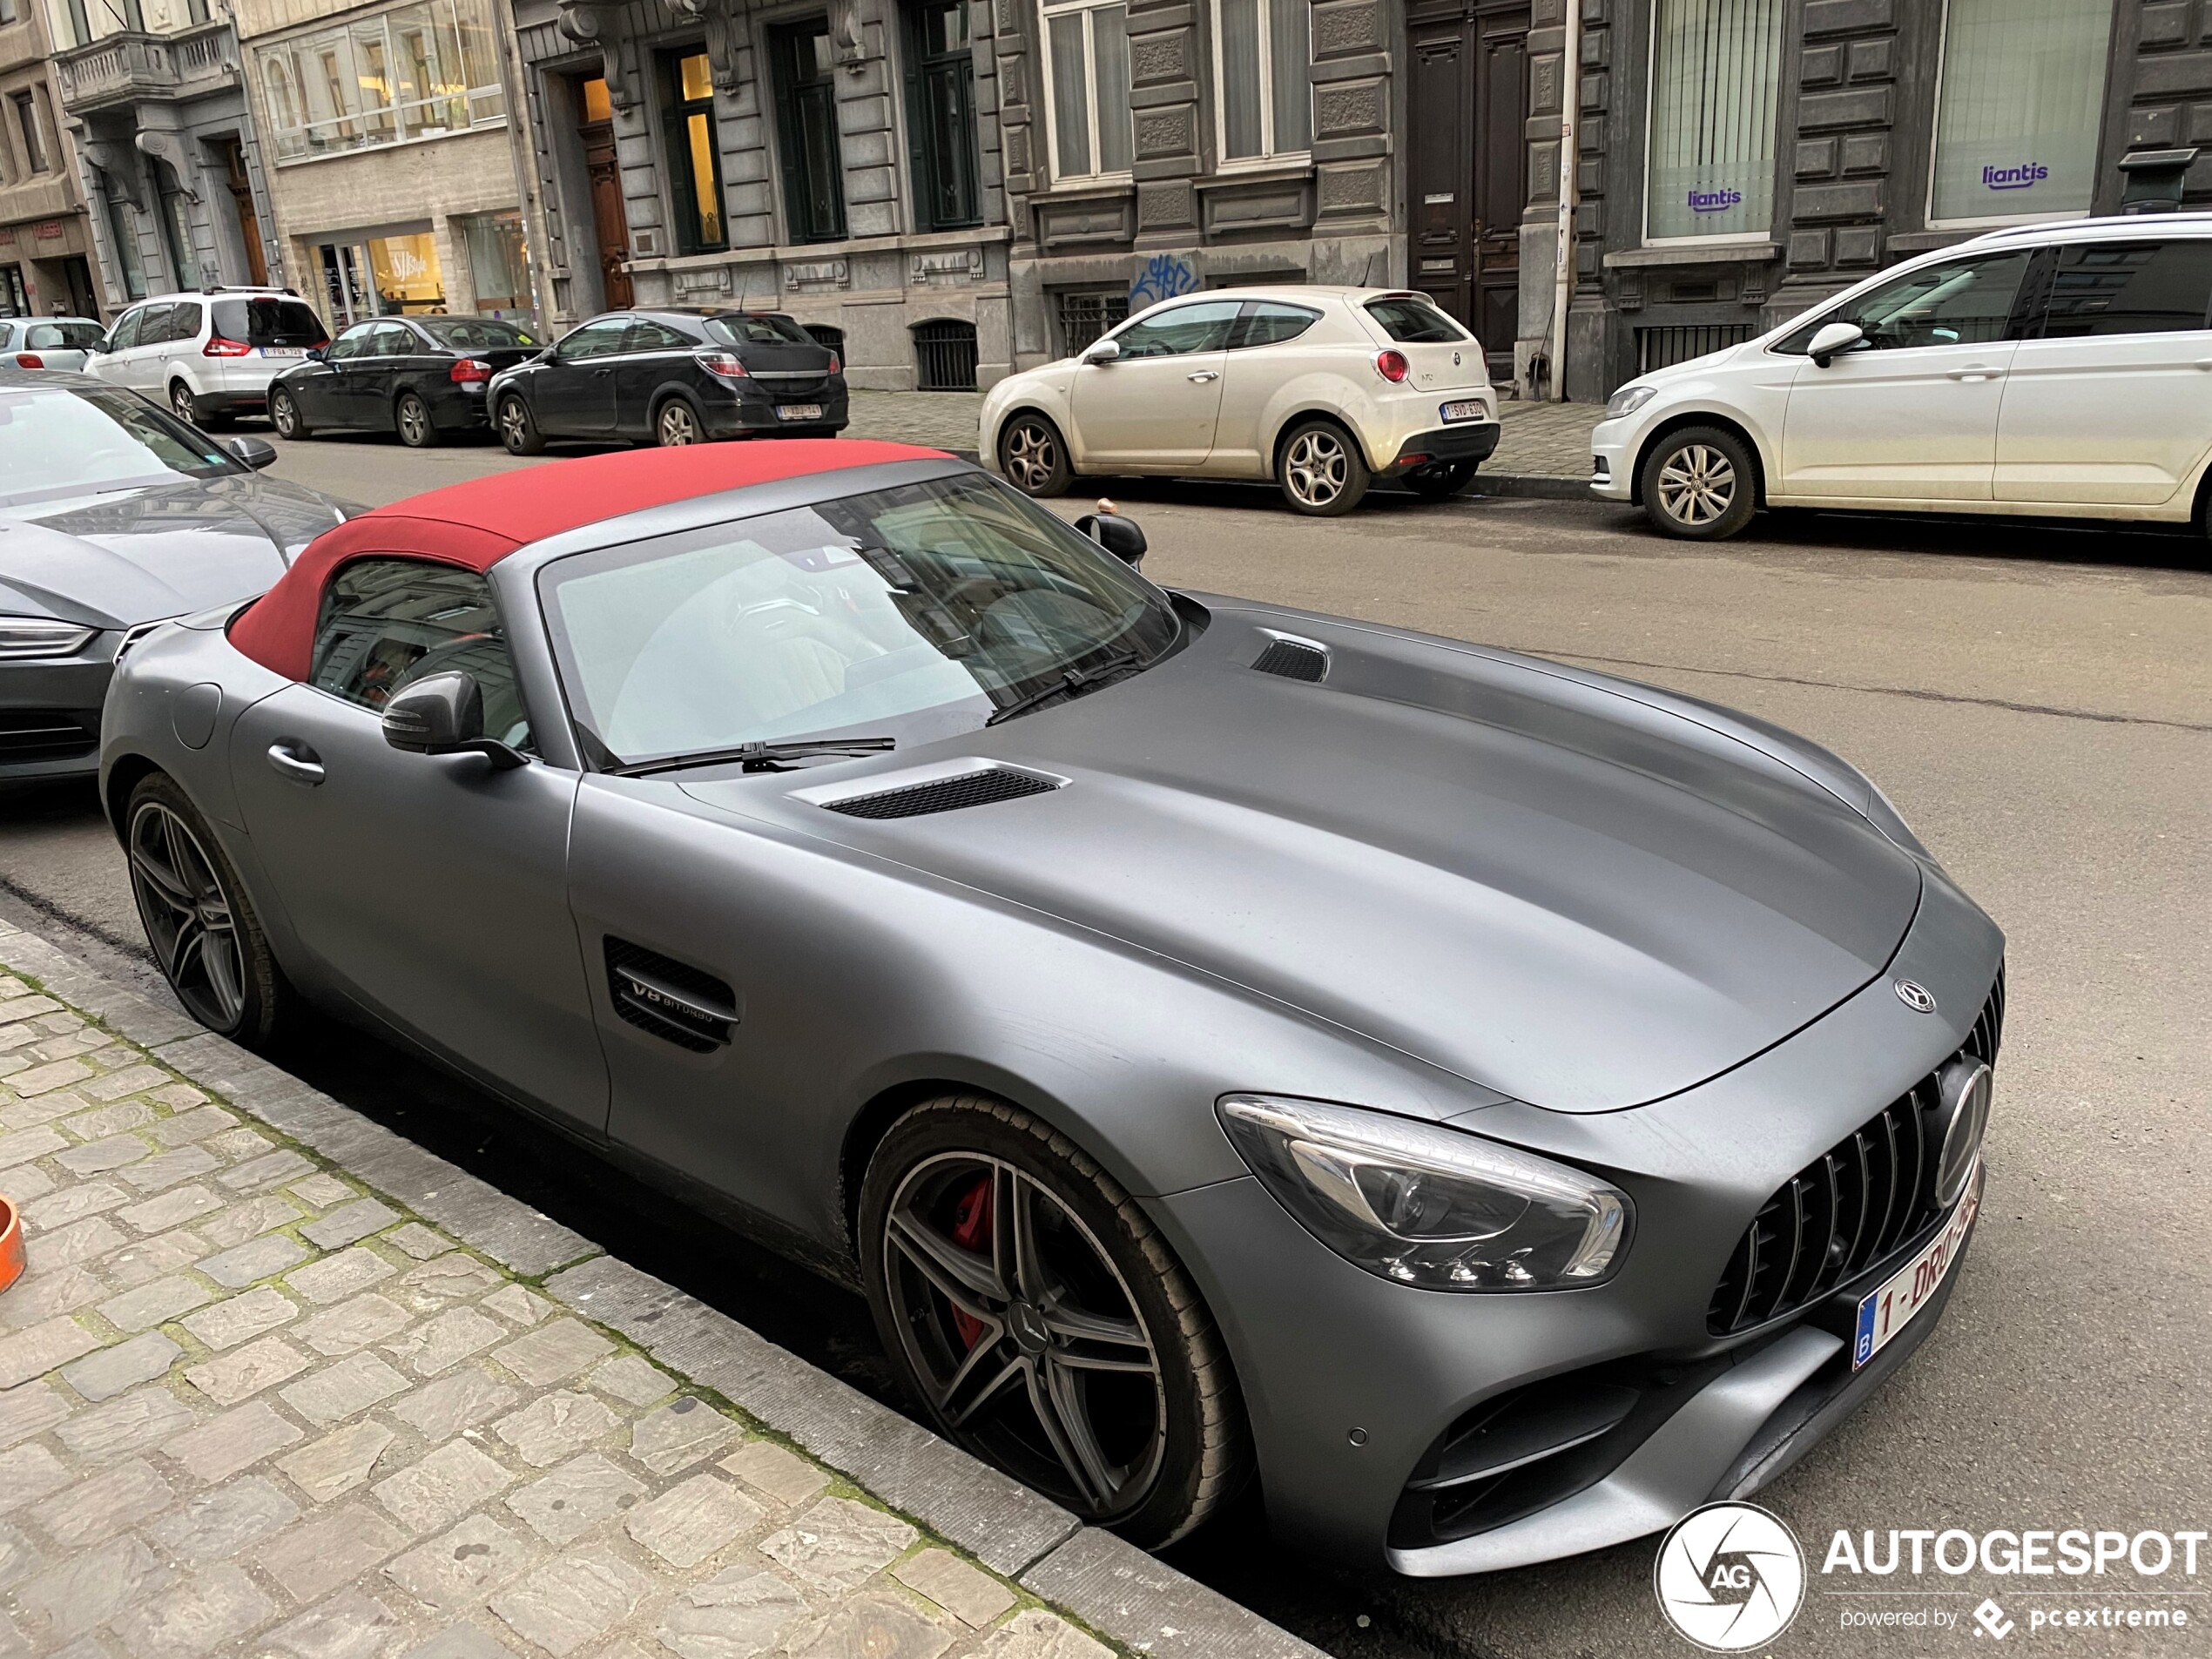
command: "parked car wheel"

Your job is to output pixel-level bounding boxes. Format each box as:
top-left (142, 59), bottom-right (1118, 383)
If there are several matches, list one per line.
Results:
top-left (498, 395), bottom-right (546, 455)
top-left (268, 388), bottom-right (311, 441)
top-left (1277, 418), bottom-right (1371, 516)
top-left (998, 412), bottom-right (1073, 498)
top-left (168, 381), bottom-right (200, 428)
top-left (395, 392), bottom-right (441, 448)
top-left (1404, 458), bottom-right (1479, 500)
top-left (1639, 425), bottom-right (1758, 540)
top-left (656, 397), bottom-right (704, 447)
top-left (860, 1096), bottom-right (1250, 1548)
top-left (125, 772), bottom-right (292, 1045)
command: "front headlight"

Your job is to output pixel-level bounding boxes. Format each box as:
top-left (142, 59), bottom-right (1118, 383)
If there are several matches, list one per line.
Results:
top-left (1605, 384), bottom-right (1658, 421)
top-left (0, 617), bottom-right (98, 660)
top-left (1217, 1095), bottom-right (1630, 1291)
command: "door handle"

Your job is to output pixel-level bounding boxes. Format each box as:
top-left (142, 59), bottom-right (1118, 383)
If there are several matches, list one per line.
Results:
top-left (266, 741), bottom-right (325, 786)
top-left (1187, 370), bottom-right (1218, 383)
top-left (1945, 366), bottom-right (2003, 381)
top-left (2195, 359), bottom-right (2212, 371)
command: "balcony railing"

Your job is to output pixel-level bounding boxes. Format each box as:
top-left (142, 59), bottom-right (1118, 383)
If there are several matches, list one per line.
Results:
top-left (56, 24), bottom-right (235, 112)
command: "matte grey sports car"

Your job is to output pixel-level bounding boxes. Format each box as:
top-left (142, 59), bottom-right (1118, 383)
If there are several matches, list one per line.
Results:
top-left (0, 370), bottom-right (347, 783)
top-left (101, 439), bottom-right (2006, 1574)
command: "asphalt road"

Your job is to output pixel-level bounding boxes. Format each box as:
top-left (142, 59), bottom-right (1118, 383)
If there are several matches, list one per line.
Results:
top-left (5, 429), bottom-right (2209, 1659)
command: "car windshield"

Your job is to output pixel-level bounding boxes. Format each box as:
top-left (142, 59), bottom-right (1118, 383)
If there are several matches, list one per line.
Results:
top-left (415, 317), bottom-right (541, 349)
top-left (211, 297), bottom-right (327, 347)
top-left (704, 314), bottom-right (818, 348)
top-left (539, 471), bottom-right (1180, 768)
top-left (0, 385), bottom-right (239, 502)
top-left (1364, 297), bottom-right (1469, 343)
top-left (25, 322), bottom-right (104, 350)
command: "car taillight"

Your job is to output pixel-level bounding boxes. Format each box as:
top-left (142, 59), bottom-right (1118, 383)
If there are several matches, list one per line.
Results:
top-left (12, 354), bottom-right (41, 369)
top-left (449, 358), bottom-right (493, 384)
top-left (204, 336), bottom-right (253, 357)
top-left (827, 353), bottom-right (841, 375)
top-left (1374, 348), bottom-right (1411, 383)
top-left (698, 352), bottom-right (748, 381)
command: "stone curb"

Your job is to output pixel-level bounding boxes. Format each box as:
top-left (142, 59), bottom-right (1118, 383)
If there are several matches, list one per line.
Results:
top-left (0, 918), bottom-right (1328, 1659)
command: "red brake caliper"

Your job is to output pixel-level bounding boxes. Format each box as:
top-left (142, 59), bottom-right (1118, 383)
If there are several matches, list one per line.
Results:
top-left (947, 1174), bottom-right (994, 1350)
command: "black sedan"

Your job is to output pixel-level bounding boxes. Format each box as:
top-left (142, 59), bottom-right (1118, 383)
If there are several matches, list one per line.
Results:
top-left (267, 315), bottom-right (546, 448)
top-left (488, 308), bottom-right (847, 452)
top-left (0, 370), bottom-right (347, 784)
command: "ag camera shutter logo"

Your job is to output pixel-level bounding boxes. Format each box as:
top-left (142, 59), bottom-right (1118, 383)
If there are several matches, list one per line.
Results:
top-left (1654, 1502), bottom-right (1806, 1651)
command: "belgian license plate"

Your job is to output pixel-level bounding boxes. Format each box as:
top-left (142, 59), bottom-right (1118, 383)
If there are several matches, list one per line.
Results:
top-left (777, 404), bottom-right (823, 421)
top-left (1440, 400), bottom-right (1485, 423)
top-left (1853, 1162), bottom-right (1980, 1369)
top-left (262, 347), bottom-right (304, 359)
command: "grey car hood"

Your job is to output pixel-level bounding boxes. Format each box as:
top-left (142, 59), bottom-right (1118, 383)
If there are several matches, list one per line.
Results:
top-left (0, 475), bottom-right (337, 627)
top-left (686, 606), bottom-right (1923, 1115)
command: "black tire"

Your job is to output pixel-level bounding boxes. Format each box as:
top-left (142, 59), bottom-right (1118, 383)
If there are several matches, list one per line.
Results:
top-left (498, 394), bottom-right (546, 455)
top-left (655, 396), bottom-right (705, 447)
top-left (860, 1095), bottom-right (1250, 1548)
top-left (1638, 423), bottom-right (1758, 540)
top-left (1276, 417), bottom-right (1371, 516)
top-left (395, 391), bottom-right (441, 448)
top-left (125, 772), bottom-right (293, 1046)
top-left (268, 388), bottom-right (311, 440)
top-left (998, 411), bottom-right (1073, 497)
top-left (1404, 458), bottom-right (1479, 500)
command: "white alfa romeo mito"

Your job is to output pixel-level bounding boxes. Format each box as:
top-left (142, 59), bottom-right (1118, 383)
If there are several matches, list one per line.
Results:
top-left (982, 286), bottom-right (1501, 516)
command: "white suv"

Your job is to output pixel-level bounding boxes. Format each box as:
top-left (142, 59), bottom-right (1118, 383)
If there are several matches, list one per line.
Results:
top-left (89, 288), bottom-right (330, 428)
top-left (983, 287), bottom-right (1500, 516)
top-left (1593, 214), bottom-right (2212, 539)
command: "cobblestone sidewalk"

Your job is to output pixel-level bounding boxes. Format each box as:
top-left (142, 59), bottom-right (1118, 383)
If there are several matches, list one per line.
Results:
top-left (0, 923), bottom-right (1317, 1659)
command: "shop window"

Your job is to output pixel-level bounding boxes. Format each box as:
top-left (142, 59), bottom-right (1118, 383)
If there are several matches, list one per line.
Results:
top-left (1928, 0), bottom-right (2115, 227)
top-left (770, 19), bottom-right (847, 244)
top-left (462, 211), bottom-right (532, 318)
top-left (1214, 0), bottom-right (1310, 164)
top-left (1055, 289), bottom-right (1127, 354)
top-left (913, 318), bottom-right (977, 390)
top-left (659, 50), bottom-right (727, 254)
top-left (255, 0), bottom-right (507, 162)
top-left (1643, 0), bottom-right (1784, 244)
top-left (904, 0), bottom-right (981, 231)
top-left (319, 232), bottom-right (442, 322)
top-left (0, 266), bottom-right (25, 316)
top-left (1040, 0), bottom-right (1130, 181)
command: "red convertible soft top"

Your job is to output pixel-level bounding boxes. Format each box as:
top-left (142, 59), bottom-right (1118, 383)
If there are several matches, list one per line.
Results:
top-left (230, 439), bottom-right (948, 680)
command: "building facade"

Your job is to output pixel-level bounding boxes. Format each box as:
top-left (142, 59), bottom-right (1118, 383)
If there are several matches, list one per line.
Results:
top-left (49, 0), bottom-right (281, 307)
top-left (235, 0), bottom-right (538, 327)
top-left (1, 0), bottom-right (99, 318)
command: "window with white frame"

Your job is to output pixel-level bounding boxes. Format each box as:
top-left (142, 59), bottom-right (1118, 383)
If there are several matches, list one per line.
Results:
top-left (1040, 0), bottom-right (1132, 182)
top-left (1215, 0), bottom-right (1310, 164)
top-left (254, 0), bottom-right (505, 163)
top-left (1928, 0), bottom-right (2114, 227)
top-left (1643, 0), bottom-right (1784, 243)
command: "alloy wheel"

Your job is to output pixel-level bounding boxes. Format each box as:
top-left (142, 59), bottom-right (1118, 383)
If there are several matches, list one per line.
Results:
top-left (1004, 421), bottom-right (1058, 491)
top-left (397, 395), bottom-right (430, 446)
top-left (170, 384), bottom-right (196, 426)
top-left (271, 393), bottom-right (300, 438)
top-left (1285, 428), bottom-right (1349, 508)
top-left (1656, 443), bottom-right (1737, 527)
top-left (658, 403), bottom-right (698, 446)
top-left (881, 1151), bottom-right (1166, 1520)
top-left (127, 801), bottom-right (246, 1030)
top-left (499, 399), bottom-right (531, 450)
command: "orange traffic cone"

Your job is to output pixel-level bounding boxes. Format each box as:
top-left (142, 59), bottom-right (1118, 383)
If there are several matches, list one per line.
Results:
top-left (0, 1195), bottom-right (22, 1295)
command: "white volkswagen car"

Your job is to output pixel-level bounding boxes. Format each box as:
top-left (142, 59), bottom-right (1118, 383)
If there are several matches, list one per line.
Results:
top-left (1595, 214), bottom-right (2212, 539)
top-left (983, 287), bottom-right (1500, 516)
top-left (88, 288), bottom-right (329, 428)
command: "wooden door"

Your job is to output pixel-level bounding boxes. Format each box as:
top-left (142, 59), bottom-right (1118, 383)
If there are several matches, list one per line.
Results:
top-left (220, 138), bottom-right (267, 287)
top-left (583, 112), bottom-right (633, 310)
top-left (1406, 1), bottom-right (1529, 381)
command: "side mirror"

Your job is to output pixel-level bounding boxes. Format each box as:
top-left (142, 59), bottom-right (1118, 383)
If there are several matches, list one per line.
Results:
top-left (381, 671), bottom-right (527, 769)
top-left (1808, 320), bottom-right (1865, 368)
top-left (1082, 337), bottom-right (1121, 366)
top-left (305, 346), bottom-right (325, 362)
top-left (86, 337), bottom-right (111, 354)
top-left (224, 435), bottom-right (279, 469)
top-left (1076, 502), bottom-right (1146, 569)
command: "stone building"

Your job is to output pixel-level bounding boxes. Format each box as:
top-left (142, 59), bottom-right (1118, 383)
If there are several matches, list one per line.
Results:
top-left (48, 0), bottom-right (280, 306)
top-left (1, 0), bottom-right (100, 317)
top-left (234, 0), bottom-right (538, 327)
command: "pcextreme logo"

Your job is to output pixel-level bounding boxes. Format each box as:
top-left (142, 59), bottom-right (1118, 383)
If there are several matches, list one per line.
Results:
top-left (1654, 1502), bottom-right (1807, 1651)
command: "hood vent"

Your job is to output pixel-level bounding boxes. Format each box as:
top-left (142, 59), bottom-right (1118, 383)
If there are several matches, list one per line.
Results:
top-left (1251, 637), bottom-right (1330, 683)
top-left (807, 761), bottom-right (1063, 819)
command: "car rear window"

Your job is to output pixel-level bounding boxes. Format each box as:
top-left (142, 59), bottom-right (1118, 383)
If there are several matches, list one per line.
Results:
top-left (1364, 297), bottom-right (1470, 343)
top-left (705, 314), bottom-right (818, 347)
top-left (25, 322), bottom-right (105, 350)
top-left (212, 298), bottom-right (328, 347)
top-left (415, 316), bottom-right (542, 349)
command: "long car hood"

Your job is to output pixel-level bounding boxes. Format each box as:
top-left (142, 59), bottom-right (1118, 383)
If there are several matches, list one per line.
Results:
top-left (687, 604), bottom-right (1924, 1113)
top-left (0, 476), bottom-right (332, 626)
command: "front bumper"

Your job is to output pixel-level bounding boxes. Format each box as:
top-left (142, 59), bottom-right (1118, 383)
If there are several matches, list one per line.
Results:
top-left (1589, 414), bottom-right (1637, 500)
top-left (1389, 421), bottom-right (1501, 470)
top-left (1, 646), bottom-right (117, 783)
top-left (1147, 865), bottom-right (2002, 1571)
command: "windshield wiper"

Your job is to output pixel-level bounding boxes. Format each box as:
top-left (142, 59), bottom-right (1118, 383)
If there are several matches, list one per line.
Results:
top-left (612, 737), bottom-right (896, 779)
top-left (985, 647), bottom-right (1149, 726)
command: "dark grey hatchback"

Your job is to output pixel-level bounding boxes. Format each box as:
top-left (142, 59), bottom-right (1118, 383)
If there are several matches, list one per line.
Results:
top-left (488, 308), bottom-right (848, 452)
top-left (268, 315), bottom-right (546, 448)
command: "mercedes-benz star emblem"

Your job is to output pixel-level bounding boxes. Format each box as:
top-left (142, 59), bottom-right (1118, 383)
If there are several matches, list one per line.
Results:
top-left (1893, 978), bottom-right (1937, 1015)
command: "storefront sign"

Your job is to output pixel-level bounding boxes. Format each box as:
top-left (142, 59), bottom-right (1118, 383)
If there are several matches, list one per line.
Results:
top-left (1688, 186), bottom-right (1744, 214)
top-left (34, 220), bottom-right (65, 240)
top-left (1980, 161), bottom-right (2051, 192)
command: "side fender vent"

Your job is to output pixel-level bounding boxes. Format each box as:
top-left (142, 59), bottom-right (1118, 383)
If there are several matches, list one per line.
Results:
top-left (604, 938), bottom-right (737, 1052)
top-left (1251, 637), bottom-right (1329, 683)
top-left (813, 765), bottom-right (1062, 819)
